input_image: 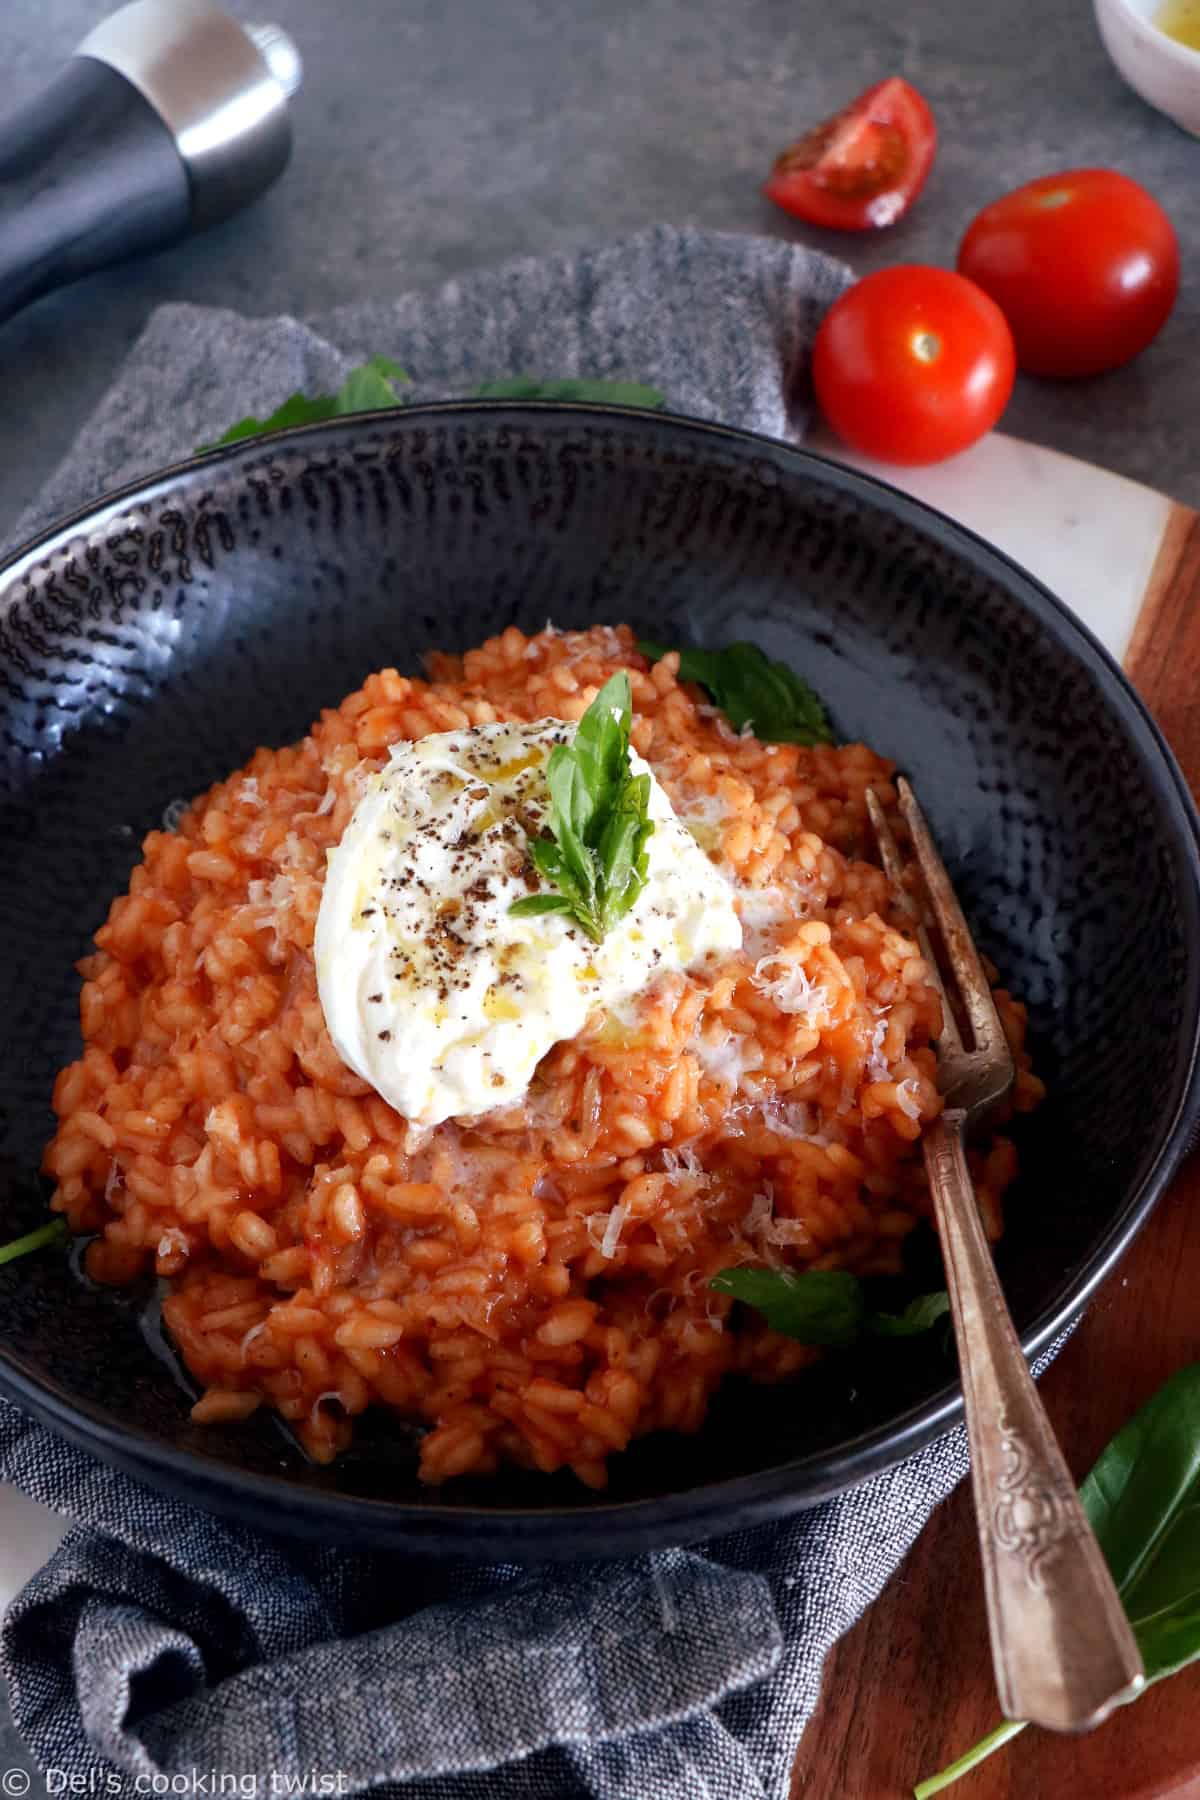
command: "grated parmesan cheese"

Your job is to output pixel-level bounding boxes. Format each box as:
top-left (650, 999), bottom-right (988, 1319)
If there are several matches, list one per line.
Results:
top-left (865, 1016), bottom-right (891, 1082)
top-left (267, 872), bottom-right (296, 911)
top-left (752, 952), bottom-right (828, 1025)
top-left (741, 1182), bottom-right (816, 1254)
top-left (763, 1218), bottom-right (814, 1249)
top-left (600, 1201), bottom-right (627, 1259)
top-left (587, 1202), bottom-right (628, 1259)
top-left (661, 1144), bottom-right (706, 1181)
top-left (736, 1096), bottom-right (829, 1146)
top-left (735, 883), bottom-right (807, 957)
top-left (309, 1389), bottom-right (346, 1421)
top-left (693, 1028), bottom-right (762, 1089)
top-left (741, 1186), bottom-right (774, 1239)
top-left (897, 1078), bottom-right (922, 1120)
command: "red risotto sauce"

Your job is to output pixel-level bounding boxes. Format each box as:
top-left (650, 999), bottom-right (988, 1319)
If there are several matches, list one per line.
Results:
top-left (44, 625), bottom-right (1042, 1487)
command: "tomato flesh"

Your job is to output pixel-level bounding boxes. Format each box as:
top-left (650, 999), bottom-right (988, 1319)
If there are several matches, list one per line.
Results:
top-left (812, 266), bottom-right (1016, 466)
top-left (957, 170), bottom-right (1179, 378)
top-left (765, 78), bottom-right (937, 231)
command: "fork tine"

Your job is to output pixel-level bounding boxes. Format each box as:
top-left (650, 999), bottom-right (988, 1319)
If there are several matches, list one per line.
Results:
top-left (864, 787), bottom-right (912, 912)
top-left (865, 787), bottom-right (964, 1057)
top-left (896, 777), bottom-right (1006, 1059)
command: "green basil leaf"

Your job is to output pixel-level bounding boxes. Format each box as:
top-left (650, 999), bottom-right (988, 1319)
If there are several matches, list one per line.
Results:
top-left (508, 894), bottom-right (576, 917)
top-left (544, 750), bottom-right (597, 897)
top-left (596, 800), bottom-right (638, 903)
top-left (335, 355), bottom-right (411, 415)
top-left (508, 672), bottom-right (651, 944)
top-left (1079, 1361), bottom-right (1200, 1684)
top-left (596, 776), bottom-right (654, 933)
top-left (711, 1264), bottom-right (948, 1353)
top-left (572, 673), bottom-right (631, 840)
top-left (870, 1291), bottom-right (951, 1337)
top-left (709, 1267), bottom-right (866, 1349)
top-left (0, 1217), bottom-right (68, 1268)
top-left (203, 363), bottom-right (660, 454)
top-left (201, 357), bottom-right (411, 449)
top-left (916, 1361), bottom-right (1200, 1796)
top-left (204, 392), bottom-right (339, 447)
top-left (472, 377), bottom-right (666, 408)
top-left (639, 639), bottom-right (833, 746)
top-left (527, 832), bottom-right (578, 900)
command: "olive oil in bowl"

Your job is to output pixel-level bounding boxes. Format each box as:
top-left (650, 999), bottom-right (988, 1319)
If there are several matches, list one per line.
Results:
top-left (1154, 0), bottom-right (1200, 51)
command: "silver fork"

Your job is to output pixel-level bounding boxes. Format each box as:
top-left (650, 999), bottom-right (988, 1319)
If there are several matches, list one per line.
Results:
top-left (866, 778), bottom-right (1143, 1732)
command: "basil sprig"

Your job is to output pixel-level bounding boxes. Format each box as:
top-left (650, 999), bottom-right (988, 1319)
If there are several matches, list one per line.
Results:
top-left (710, 1265), bottom-right (948, 1348)
top-left (639, 639), bottom-right (833, 746)
top-left (509, 673), bottom-right (654, 945)
top-left (202, 356), bottom-right (412, 448)
top-left (202, 364), bottom-right (665, 450)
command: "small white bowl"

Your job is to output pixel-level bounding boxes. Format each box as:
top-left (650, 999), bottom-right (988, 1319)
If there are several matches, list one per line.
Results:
top-left (1094, 0), bottom-right (1200, 136)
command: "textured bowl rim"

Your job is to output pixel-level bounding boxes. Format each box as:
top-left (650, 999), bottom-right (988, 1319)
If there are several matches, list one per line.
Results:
top-left (3, 399), bottom-right (1200, 1556)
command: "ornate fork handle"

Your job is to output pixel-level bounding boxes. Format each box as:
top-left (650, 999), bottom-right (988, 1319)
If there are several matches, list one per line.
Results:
top-left (925, 1111), bottom-right (1144, 1731)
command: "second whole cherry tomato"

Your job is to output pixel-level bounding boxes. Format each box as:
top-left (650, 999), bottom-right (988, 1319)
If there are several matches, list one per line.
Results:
top-left (957, 170), bottom-right (1179, 379)
top-left (812, 266), bottom-right (1016, 466)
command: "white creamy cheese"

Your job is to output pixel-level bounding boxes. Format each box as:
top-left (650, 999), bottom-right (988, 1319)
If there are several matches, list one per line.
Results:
top-left (314, 717), bottom-right (742, 1126)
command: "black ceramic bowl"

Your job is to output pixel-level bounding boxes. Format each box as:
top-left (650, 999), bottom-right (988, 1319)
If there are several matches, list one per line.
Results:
top-left (2, 403), bottom-right (1199, 1558)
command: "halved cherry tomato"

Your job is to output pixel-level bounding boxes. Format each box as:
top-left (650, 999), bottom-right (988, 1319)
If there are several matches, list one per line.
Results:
top-left (812, 266), bottom-right (1015, 466)
top-left (764, 78), bottom-right (937, 232)
top-left (957, 170), bottom-right (1179, 378)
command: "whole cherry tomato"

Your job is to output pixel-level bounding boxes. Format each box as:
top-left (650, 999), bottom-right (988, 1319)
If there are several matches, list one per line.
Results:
top-left (764, 78), bottom-right (937, 232)
top-left (812, 266), bottom-right (1016, 466)
top-left (957, 170), bottom-right (1179, 378)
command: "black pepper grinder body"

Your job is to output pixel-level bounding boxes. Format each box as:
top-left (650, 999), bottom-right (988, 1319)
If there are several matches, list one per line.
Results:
top-left (0, 0), bottom-right (301, 326)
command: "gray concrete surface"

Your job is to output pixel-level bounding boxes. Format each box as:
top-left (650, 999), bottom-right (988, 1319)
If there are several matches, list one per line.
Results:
top-left (1, 0), bottom-right (1198, 1778)
top-left (3, 0), bottom-right (1199, 541)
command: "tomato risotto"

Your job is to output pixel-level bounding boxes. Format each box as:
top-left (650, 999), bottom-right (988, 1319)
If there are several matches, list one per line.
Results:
top-left (44, 624), bottom-right (1042, 1486)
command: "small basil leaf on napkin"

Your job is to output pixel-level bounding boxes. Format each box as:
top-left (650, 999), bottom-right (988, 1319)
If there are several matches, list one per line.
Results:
top-left (509, 673), bottom-right (654, 945)
top-left (916, 1360), bottom-right (1200, 1796)
top-left (472, 377), bottom-right (666, 407)
top-left (334, 355), bottom-right (412, 414)
top-left (639, 640), bottom-right (834, 746)
top-left (0, 1217), bottom-right (68, 1268)
top-left (711, 1266), bottom-right (949, 1351)
top-left (201, 356), bottom-right (411, 449)
top-left (202, 367), bottom-right (664, 451)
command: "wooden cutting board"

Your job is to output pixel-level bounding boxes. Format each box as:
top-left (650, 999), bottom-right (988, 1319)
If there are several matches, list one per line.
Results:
top-left (4, 433), bottom-right (1200, 1800)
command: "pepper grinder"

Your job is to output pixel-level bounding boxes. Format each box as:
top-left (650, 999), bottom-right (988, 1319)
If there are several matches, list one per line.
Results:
top-left (0, 0), bottom-right (302, 325)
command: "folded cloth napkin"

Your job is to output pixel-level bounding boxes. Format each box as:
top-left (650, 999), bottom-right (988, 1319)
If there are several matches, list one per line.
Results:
top-left (0, 223), bottom-right (1062, 1800)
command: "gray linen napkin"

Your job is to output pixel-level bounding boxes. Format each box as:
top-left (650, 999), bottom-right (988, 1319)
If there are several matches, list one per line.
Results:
top-left (0, 224), bottom-right (1050, 1800)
